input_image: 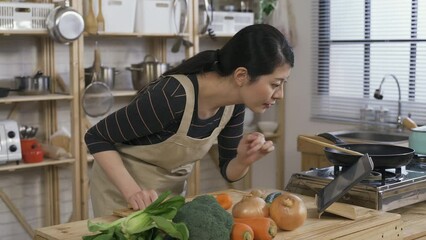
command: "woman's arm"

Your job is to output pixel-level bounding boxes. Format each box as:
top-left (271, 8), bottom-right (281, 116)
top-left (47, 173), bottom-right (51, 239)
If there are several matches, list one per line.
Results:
top-left (92, 150), bottom-right (158, 210)
top-left (217, 106), bottom-right (274, 182)
top-left (85, 76), bottom-right (185, 210)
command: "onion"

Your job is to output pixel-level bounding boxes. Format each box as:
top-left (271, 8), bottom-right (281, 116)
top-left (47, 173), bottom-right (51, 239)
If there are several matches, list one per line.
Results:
top-left (269, 192), bottom-right (307, 231)
top-left (249, 189), bottom-right (266, 198)
top-left (232, 194), bottom-right (269, 218)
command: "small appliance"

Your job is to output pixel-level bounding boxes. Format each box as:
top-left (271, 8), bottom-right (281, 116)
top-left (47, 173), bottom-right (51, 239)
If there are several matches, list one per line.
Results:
top-left (0, 120), bottom-right (22, 164)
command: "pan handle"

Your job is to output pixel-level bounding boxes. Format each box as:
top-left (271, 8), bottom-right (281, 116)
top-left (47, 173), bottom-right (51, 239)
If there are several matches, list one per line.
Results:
top-left (317, 132), bottom-right (346, 144)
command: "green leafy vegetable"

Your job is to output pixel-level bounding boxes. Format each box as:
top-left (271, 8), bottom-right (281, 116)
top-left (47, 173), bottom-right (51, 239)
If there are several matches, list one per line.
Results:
top-left (83, 191), bottom-right (188, 240)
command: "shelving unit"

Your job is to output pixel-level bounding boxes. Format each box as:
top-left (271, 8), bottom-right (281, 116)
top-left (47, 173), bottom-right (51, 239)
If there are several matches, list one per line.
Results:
top-left (0, 159), bottom-right (75, 172)
top-left (0, 2), bottom-right (82, 238)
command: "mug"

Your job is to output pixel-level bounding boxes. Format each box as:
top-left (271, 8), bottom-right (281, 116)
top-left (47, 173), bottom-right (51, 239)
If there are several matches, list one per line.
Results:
top-left (20, 139), bottom-right (44, 163)
top-left (22, 149), bottom-right (44, 163)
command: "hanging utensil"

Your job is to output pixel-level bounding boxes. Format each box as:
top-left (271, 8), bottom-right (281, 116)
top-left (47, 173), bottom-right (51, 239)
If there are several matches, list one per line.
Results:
top-left (85, 0), bottom-right (97, 34)
top-left (82, 71), bottom-right (114, 117)
top-left (82, 42), bottom-right (114, 117)
top-left (46, 0), bottom-right (85, 44)
top-left (96, 0), bottom-right (105, 32)
top-left (171, 0), bottom-right (189, 53)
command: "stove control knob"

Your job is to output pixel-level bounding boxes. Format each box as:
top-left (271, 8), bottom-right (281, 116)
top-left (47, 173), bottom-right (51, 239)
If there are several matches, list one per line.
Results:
top-left (9, 145), bottom-right (17, 152)
top-left (8, 131), bottom-right (16, 138)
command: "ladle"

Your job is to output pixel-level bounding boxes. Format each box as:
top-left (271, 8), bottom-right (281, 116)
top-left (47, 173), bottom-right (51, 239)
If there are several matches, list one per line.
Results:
top-left (299, 136), bottom-right (363, 156)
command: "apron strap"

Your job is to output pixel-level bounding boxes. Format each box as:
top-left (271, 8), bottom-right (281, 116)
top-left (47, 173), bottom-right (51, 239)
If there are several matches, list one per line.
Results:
top-left (170, 74), bottom-right (235, 135)
top-left (170, 74), bottom-right (195, 134)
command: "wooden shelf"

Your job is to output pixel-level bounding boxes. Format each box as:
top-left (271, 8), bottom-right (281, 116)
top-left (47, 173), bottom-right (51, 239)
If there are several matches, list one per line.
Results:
top-left (0, 30), bottom-right (48, 36)
top-left (111, 90), bottom-right (137, 97)
top-left (0, 158), bottom-right (76, 172)
top-left (0, 94), bottom-right (73, 103)
top-left (199, 33), bottom-right (234, 38)
top-left (84, 32), bottom-right (190, 38)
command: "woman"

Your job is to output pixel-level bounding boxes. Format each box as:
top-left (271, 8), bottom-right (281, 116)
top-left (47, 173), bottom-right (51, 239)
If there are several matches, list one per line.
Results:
top-left (85, 24), bottom-right (294, 217)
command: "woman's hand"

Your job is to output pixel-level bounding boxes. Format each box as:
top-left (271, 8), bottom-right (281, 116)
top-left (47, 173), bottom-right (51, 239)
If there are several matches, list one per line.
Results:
top-left (226, 132), bottom-right (275, 181)
top-left (237, 132), bottom-right (275, 166)
top-left (127, 189), bottom-right (158, 211)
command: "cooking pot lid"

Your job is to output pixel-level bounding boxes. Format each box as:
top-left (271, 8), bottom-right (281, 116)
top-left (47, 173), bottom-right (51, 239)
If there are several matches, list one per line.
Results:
top-left (412, 126), bottom-right (426, 132)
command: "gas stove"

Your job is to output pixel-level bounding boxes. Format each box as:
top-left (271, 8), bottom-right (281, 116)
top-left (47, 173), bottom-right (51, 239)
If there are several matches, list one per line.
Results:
top-left (285, 161), bottom-right (426, 211)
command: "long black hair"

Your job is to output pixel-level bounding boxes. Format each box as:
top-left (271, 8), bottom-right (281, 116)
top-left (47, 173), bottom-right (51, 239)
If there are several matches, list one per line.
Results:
top-left (163, 24), bottom-right (294, 82)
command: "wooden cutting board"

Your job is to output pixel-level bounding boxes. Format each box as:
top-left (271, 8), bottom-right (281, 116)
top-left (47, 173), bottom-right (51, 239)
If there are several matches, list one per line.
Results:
top-left (114, 189), bottom-right (402, 240)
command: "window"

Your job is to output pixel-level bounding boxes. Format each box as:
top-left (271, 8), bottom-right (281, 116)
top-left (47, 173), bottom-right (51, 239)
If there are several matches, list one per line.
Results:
top-left (312, 0), bottom-right (426, 125)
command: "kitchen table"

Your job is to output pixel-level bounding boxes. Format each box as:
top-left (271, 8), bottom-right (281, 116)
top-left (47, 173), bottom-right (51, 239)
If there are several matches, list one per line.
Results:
top-left (34, 189), bottom-right (413, 240)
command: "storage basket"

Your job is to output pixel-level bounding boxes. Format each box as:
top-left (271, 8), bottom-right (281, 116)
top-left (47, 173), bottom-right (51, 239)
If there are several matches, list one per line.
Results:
top-left (0, 2), bottom-right (54, 31)
top-left (210, 11), bottom-right (254, 36)
top-left (135, 0), bottom-right (182, 35)
top-left (92, 0), bottom-right (136, 33)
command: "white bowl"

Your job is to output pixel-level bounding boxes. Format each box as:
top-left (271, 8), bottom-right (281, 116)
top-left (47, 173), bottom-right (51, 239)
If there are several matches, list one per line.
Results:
top-left (257, 121), bottom-right (279, 135)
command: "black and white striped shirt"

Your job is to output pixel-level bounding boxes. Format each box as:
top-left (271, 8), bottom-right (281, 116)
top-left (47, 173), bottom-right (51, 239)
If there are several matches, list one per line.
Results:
top-left (84, 74), bottom-right (245, 182)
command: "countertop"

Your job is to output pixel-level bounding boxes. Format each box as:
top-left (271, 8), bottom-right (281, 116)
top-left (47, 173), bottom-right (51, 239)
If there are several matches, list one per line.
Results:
top-left (33, 189), bottom-right (421, 240)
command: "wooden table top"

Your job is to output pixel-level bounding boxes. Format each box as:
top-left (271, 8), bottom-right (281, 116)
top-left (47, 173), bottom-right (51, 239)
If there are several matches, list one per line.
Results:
top-left (34, 189), bottom-right (426, 240)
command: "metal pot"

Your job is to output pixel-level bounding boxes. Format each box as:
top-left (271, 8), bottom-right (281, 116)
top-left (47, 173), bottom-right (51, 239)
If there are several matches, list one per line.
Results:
top-left (126, 55), bottom-right (169, 90)
top-left (84, 66), bottom-right (119, 88)
top-left (46, 0), bottom-right (84, 44)
top-left (409, 126), bottom-right (426, 155)
top-left (15, 71), bottom-right (50, 95)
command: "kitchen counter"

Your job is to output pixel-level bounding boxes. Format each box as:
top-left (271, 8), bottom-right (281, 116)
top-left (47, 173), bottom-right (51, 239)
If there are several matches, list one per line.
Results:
top-left (33, 189), bottom-right (417, 240)
top-left (391, 201), bottom-right (426, 240)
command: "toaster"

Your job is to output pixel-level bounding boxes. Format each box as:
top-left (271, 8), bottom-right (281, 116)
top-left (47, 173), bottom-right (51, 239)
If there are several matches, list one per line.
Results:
top-left (0, 120), bottom-right (22, 164)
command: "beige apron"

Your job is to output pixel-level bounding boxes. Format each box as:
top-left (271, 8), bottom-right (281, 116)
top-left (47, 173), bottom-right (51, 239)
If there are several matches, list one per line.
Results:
top-left (90, 74), bottom-right (235, 217)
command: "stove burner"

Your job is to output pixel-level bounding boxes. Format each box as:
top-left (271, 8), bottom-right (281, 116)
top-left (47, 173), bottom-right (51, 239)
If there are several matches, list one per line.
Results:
top-left (333, 165), bottom-right (404, 186)
top-left (365, 171), bottom-right (382, 181)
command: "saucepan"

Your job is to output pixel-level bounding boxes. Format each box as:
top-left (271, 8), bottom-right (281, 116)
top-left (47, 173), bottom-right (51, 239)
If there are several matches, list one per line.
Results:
top-left (15, 71), bottom-right (51, 95)
top-left (318, 132), bottom-right (415, 168)
top-left (84, 66), bottom-right (120, 88)
top-left (126, 55), bottom-right (170, 90)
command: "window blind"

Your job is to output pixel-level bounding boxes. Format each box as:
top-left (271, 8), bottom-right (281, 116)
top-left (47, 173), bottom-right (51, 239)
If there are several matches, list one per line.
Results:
top-left (311, 0), bottom-right (426, 126)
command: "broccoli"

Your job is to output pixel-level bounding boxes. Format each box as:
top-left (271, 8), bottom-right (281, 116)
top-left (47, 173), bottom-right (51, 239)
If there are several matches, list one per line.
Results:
top-left (173, 195), bottom-right (233, 240)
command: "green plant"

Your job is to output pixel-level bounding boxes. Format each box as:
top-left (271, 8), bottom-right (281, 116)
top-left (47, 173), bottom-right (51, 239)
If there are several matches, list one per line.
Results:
top-left (257, 0), bottom-right (279, 23)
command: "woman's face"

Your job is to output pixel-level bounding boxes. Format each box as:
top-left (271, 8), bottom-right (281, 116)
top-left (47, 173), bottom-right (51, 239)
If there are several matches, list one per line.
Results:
top-left (242, 64), bottom-right (292, 113)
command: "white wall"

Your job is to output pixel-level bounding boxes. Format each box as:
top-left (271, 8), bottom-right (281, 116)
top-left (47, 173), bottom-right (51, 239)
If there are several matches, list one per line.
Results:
top-left (249, 0), bottom-right (355, 189)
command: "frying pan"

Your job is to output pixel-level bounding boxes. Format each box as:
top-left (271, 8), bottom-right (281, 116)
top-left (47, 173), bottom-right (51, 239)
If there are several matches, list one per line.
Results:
top-left (318, 132), bottom-right (414, 168)
top-left (0, 87), bottom-right (21, 98)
